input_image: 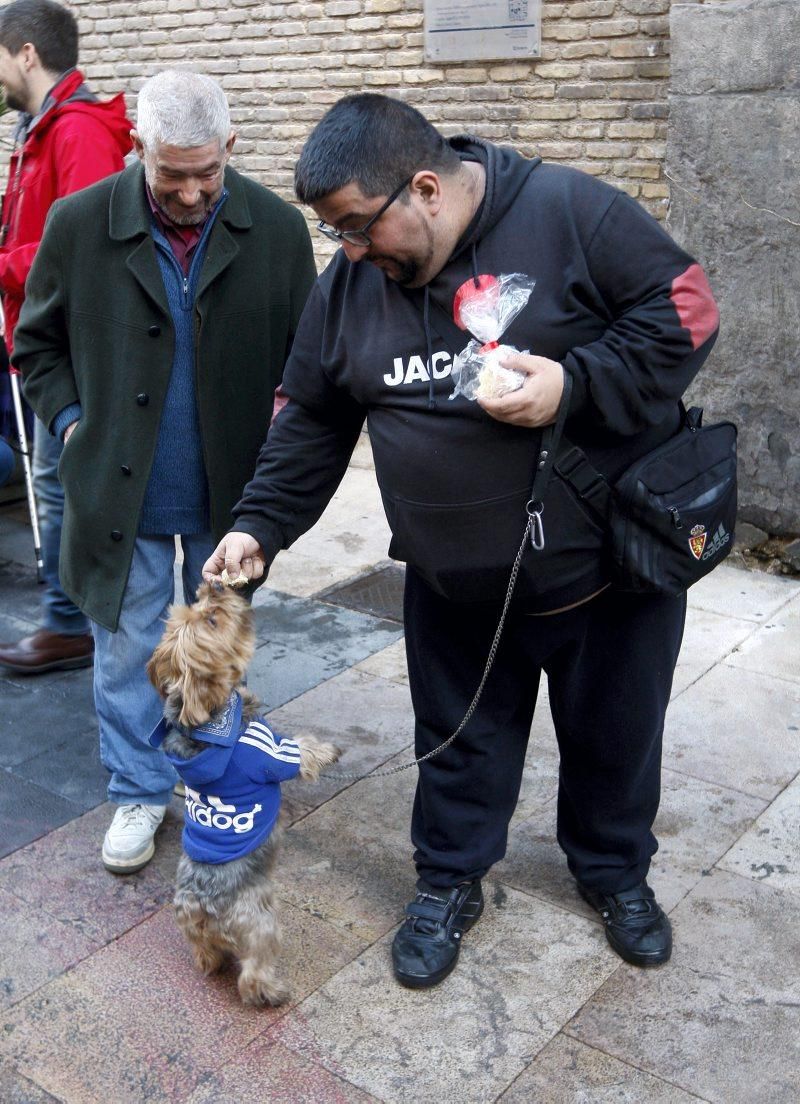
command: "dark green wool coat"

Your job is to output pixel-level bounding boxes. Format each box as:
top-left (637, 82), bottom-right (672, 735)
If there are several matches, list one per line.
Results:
top-left (15, 162), bottom-right (316, 631)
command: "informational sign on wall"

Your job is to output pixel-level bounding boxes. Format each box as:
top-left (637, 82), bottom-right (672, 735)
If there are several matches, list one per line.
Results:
top-left (424, 0), bottom-right (542, 63)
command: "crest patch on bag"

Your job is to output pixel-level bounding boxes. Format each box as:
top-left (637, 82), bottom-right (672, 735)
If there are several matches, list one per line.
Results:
top-left (688, 524), bottom-right (707, 560)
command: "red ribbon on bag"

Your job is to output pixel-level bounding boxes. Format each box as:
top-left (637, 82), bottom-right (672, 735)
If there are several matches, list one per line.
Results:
top-left (453, 274), bottom-right (500, 330)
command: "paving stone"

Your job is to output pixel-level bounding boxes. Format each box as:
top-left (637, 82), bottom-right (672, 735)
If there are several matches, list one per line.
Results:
top-left (0, 889), bottom-right (99, 1011)
top-left (0, 802), bottom-right (183, 943)
top-left (185, 1038), bottom-right (379, 1103)
top-left (495, 767), bottom-right (766, 917)
top-left (719, 774), bottom-right (800, 897)
top-left (664, 665), bottom-right (800, 800)
top-left (0, 772), bottom-right (85, 858)
top-left (0, 608), bottom-right (39, 640)
top-left (672, 607), bottom-right (756, 697)
top-left (11, 726), bottom-right (107, 810)
top-left (0, 559), bottom-right (45, 621)
top-left (249, 592), bottom-right (403, 710)
top-left (254, 468), bottom-right (392, 601)
top-left (687, 565), bottom-right (800, 623)
top-left (271, 467), bottom-right (392, 571)
top-left (0, 1065), bottom-right (61, 1103)
top-left (647, 771), bottom-right (767, 908)
top-left (252, 590), bottom-right (403, 667)
top-left (0, 668), bottom-right (96, 768)
top-left (497, 1034), bottom-right (704, 1102)
top-left (266, 666), bottom-right (415, 821)
top-left (0, 513), bottom-right (42, 565)
top-left (279, 747), bottom-right (418, 943)
top-left (0, 902), bottom-right (363, 1104)
top-left (272, 884), bottom-right (616, 1104)
top-left (249, 639), bottom-right (339, 712)
top-left (352, 638), bottom-right (408, 684)
top-left (568, 870), bottom-right (800, 1104)
top-left (509, 701), bottom-right (560, 828)
top-left (256, 553), bottom-right (374, 602)
top-left (724, 593), bottom-right (800, 685)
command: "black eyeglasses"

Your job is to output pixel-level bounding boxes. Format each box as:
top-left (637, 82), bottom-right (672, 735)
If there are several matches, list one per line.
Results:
top-left (316, 177), bottom-right (413, 248)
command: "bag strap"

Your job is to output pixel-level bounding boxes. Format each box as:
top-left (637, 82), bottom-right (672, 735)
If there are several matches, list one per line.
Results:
top-left (525, 369), bottom-right (573, 550)
top-left (554, 440), bottom-right (613, 522)
top-left (554, 404), bottom-right (702, 524)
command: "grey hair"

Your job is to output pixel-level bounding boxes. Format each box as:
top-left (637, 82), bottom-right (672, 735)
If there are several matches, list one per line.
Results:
top-left (136, 70), bottom-right (231, 151)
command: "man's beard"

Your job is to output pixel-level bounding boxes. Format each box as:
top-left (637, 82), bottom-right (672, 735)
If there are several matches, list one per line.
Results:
top-left (368, 253), bottom-right (421, 287)
top-left (153, 195), bottom-right (212, 226)
top-left (367, 219), bottom-right (436, 287)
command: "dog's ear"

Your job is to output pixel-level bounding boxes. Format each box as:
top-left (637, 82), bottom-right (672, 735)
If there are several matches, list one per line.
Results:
top-left (149, 590), bottom-right (256, 728)
top-left (177, 665), bottom-right (224, 729)
top-left (146, 636), bottom-right (172, 697)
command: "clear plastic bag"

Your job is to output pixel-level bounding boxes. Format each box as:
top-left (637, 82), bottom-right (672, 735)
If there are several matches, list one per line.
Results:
top-left (449, 273), bottom-right (536, 402)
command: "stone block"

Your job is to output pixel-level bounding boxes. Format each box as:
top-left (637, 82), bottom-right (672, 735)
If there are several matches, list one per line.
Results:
top-left (668, 92), bottom-right (800, 530)
top-left (671, 0), bottom-right (800, 95)
top-left (569, 871), bottom-right (800, 1103)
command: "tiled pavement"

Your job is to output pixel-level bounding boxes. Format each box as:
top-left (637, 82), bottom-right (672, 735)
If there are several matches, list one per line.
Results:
top-left (0, 435), bottom-right (798, 1103)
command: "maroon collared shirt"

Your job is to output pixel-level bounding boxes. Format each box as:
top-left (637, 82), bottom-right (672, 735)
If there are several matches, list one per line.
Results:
top-left (146, 183), bottom-right (207, 275)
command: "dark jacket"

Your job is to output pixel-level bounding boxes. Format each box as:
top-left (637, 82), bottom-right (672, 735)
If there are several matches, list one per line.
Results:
top-left (0, 68), bottom-right (131, 352)
top-left (231, 140), bottom-right (719, 612)
top-left (14, 162), bottom-right (316, 630)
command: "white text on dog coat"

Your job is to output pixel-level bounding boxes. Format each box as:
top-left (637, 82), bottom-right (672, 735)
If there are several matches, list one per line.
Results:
top-left (184, 787), bottom-right (262, 833)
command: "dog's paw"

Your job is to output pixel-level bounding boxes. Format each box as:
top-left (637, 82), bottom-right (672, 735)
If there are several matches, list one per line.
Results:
top-left (192, 943), bottom-right (227, 976)
top-left (295, 735), bottom-right (342, 781)
top-left (238, 967), bottom-right (291, 1007)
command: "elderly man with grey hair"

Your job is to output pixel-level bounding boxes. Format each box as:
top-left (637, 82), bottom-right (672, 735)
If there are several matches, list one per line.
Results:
top-left (13, 69), bottom-right (316, 873)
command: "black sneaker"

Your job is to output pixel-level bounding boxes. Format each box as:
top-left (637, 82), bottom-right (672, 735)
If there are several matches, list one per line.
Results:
top-left (578, 879), bottom-right (672, 967)
top-left (391, 879), bottom-right (484, 989)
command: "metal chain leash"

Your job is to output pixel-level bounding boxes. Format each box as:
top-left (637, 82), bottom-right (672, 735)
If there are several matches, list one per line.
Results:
top-left (321, 515), bottom-right (534, 782)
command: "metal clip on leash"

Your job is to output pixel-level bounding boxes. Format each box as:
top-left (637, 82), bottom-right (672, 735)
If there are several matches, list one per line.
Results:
top-left (322, 371), bottom-right (573, 783)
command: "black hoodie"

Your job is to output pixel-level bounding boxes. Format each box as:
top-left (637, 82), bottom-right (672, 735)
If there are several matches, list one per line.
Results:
top-left (233, 139), bottom-right (719, 612)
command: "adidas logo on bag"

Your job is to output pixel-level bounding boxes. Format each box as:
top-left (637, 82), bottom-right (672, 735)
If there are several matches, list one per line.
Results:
top-left (689, 523), bottom-right (731, 562)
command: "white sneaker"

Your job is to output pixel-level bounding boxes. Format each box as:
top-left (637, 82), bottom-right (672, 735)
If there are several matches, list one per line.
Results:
top-left (102, 804), bottom-right (166, 874)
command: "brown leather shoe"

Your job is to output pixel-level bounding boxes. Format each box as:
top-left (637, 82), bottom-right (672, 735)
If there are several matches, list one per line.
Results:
top-left (0, 628), bottom-right (94, 674)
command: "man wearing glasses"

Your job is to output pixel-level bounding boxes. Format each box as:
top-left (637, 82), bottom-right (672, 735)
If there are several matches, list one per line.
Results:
top-left (204, 93), bottom-right (719, 989)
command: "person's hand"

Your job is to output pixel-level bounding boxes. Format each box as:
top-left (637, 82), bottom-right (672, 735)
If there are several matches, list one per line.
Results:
top-left (63, 420), bottom-right (79, 443)
top-left (478, 353), bottom-right (564, 427)
top-left (202, 532), bottom-right (265, 584)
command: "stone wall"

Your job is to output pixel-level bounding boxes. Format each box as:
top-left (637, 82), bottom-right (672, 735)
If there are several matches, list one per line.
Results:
top-left (668, 0), bottom-right (799, 532)
top-left (0, 0), bottom-right (676, 237)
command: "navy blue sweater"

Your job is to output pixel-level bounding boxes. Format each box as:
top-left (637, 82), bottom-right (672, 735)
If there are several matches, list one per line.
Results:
top-left (138, 194), bottom-right (227, 535)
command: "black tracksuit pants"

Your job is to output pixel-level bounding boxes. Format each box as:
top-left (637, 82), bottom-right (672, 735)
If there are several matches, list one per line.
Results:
top-left (404, 567), bottom-right (687, 894)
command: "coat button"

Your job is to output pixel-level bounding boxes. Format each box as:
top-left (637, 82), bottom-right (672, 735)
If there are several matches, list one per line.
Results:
top-left (148, 325), bottom-right (160, 337)
top-left (110, 530), bottom-right (123, 542)
top-left (136, 393), bottom-right (149, 406)
top-left (120, 464), bottom-right (132, 476)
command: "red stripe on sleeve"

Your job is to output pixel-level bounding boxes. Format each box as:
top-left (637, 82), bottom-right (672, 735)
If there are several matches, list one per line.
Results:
top-left (270, 384), bottom-right (289, 425)
top-left (670, 263), bottom-right (720, 351)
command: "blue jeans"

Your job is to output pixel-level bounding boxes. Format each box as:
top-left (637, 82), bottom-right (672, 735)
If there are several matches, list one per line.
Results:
top-left (33, 418), bottom-right (90, 636)
top-left (92, 532), bottom-right (216, 806)
top-left (0, 435), bottom-right (14, 487)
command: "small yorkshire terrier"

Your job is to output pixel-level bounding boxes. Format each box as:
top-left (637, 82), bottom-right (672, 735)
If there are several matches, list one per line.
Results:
top-left (147, 582), bottom-right (340, 1006)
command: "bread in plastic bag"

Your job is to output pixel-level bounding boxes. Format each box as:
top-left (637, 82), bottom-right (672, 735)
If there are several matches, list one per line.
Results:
top-left (449, 272), bottom-right (536, 402)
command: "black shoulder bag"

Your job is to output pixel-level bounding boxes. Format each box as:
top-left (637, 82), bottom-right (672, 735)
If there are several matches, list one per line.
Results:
top-left (556, 406), bottom-right (738, 596)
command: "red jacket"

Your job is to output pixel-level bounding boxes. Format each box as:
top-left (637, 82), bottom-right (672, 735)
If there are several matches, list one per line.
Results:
top-left (0, 69), bottom-right (132, 354)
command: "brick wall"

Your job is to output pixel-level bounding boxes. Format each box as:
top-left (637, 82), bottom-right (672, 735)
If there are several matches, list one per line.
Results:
top-left (1, 0), bottom-right (736, 266)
